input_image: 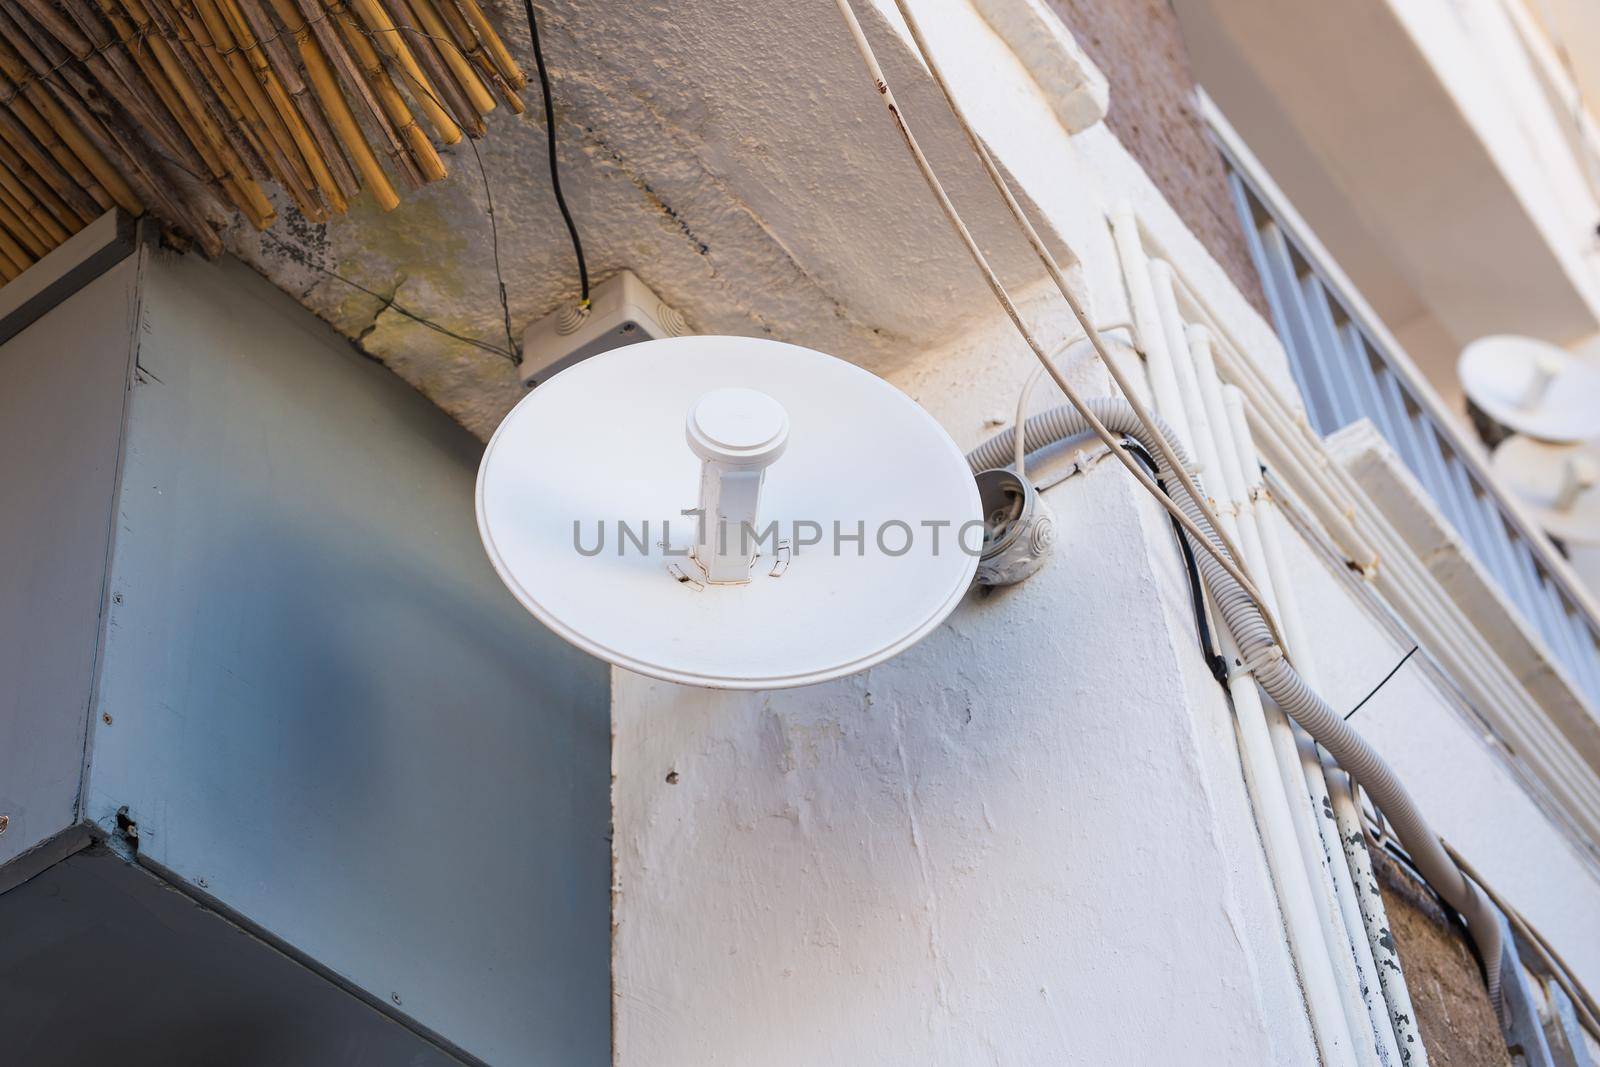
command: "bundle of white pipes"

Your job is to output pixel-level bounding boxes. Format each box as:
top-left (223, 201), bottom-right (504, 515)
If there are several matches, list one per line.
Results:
top-left (963, 399), bottom-right (1505, 1021)
top-left (831, 1), bottom-right (1506, 1054)
top-left (1137, 231), bottom-right (1422, 1065)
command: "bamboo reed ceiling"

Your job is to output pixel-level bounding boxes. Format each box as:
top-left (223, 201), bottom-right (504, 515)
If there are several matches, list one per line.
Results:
top-left (0, 0), bottom-right (527, 276)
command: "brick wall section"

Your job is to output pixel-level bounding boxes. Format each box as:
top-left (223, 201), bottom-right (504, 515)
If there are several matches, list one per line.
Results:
top-left (1373, 849), bottom-right (1510, 1067)
top-left (1044, 0), bottom-right (1269, 318)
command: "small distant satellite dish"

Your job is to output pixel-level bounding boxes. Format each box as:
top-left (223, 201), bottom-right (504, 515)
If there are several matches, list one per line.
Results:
top-left (1459, 335), bottom-right (1600, 442)
top-left (477, 336), bottom-right (981, 689)
top-left (1491, 434), bottom-right (1600, 545)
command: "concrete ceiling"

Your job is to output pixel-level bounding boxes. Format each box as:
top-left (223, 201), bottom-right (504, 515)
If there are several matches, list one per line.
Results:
top-left (228, 0), bottom-right (1073, 439)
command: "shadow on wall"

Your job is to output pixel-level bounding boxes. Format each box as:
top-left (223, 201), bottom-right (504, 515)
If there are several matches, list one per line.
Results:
top-left (0, 846), bottom-right (461, 1067)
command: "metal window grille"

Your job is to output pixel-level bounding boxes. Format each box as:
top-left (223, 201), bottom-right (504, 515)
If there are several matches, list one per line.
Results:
top-left (1222, 158), bottom-right (1600, 712)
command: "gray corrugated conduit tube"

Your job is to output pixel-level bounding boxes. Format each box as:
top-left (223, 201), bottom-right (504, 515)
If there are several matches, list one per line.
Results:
top-left (968, 398), bottom-right (1505, 1014)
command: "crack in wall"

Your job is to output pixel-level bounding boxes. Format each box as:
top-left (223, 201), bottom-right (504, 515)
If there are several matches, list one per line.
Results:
top-left (882, 690), bottom-right (951, 1014)
top-left (561, 69), bottom-right (912, 354)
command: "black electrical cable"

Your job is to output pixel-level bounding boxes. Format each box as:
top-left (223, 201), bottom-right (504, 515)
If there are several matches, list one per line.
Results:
top-left (1344, 645), bottom-right (1418, 721)
top-left (1121, 440), bottom-right (1230, 688)
top-left (376, 40), bottom-right (520, 361)
top-left (522, 0), bottom-right (590, 305)
top-left (1174, 513), bottom-right (1231, 688)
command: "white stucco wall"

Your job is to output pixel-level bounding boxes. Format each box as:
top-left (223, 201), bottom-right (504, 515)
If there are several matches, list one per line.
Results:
top-left (612, 331), bottom-right (1318, 1065)
top-left (612, 321), bottom-right (1600, 1062)
top-left (607, 11), bottom-right (1329, 1049)
top-left (610, 3), bottom-right (1600, 1063)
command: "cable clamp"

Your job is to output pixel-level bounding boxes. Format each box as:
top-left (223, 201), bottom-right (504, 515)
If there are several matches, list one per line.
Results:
top-left (1229, 643), bottom-right (1284, 682)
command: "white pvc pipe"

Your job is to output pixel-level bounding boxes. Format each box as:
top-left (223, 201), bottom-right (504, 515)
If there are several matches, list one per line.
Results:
top-left (1138, 269), bottom-right (1359, 1065)
top-left (1110, 206), bottom-right (1197, 455)
top-left (1217, 625), bottom-right (1362, 1067)
top-left (1223, 385), bottom-right (1414, 1067)
top-left (1149, 261), bottom-right (1215, 487)
top-left (1145, 268), bottom-right (1225, 509)
top-left (1219, 347), bottom-right (1600, 823)
top-left (1187, 306), bottom-right (1600, 821)
top-left (1093, 257), bottom-right (1508, 1019)
top-left (1168, 317), bottom-right (1373, 1067)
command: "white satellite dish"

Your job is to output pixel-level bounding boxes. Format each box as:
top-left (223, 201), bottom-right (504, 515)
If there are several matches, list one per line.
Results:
top-left (477, 336), bottom-right (981, 689)
top-left (1458, 335), bottom-right (1600, 442)
top-left (1491, 434), bottom-right (1600, 545)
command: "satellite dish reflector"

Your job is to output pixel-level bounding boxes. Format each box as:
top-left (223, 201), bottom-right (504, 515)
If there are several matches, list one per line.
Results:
top-left (477, 336), bottom-right (981, 689)
top-left (1491, 435), bottom-right (1600, 545)
top-left (1459, 335), bottom-right (1600, 442)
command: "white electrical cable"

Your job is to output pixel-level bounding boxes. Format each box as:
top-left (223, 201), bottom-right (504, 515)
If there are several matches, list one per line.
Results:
top-left (829, 0), bottom-right (1506, 1026)
top-left (1012, 324), bottom-right (1134, 477)
top-left (829, 0), bottom-right (1278, 638)
top-left (881, 0), bottom-right (1254, 584)
top-left (1014, 364), bottom-right (1046, 476)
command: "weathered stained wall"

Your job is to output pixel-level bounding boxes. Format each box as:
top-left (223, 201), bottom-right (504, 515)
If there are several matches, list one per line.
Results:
top-left (1373, 851), bottom-right (1511, 1067)
top-left (1044, 0), bottom-right (1268, 317)
top-left (229, 0), bottom-right (1080, 441)
top-left (216, 0), bottom-right (1284, 447)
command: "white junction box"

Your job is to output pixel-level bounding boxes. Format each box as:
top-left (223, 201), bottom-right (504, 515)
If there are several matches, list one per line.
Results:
top-left (519, 269), bottom-right (692, 386)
